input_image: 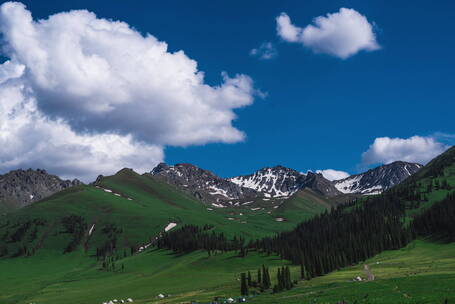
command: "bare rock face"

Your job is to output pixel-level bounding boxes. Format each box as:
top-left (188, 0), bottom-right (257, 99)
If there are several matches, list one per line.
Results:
top-left (333, 161), bottom-right (423, 195)
top-left (0, 169), bottom-right (82, 209)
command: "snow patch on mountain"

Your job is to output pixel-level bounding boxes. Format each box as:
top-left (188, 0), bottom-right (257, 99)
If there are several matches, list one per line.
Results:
top-left (334, 161), bottom-right (423, 194)
top-left (229, 166), bottom-right (304, 198)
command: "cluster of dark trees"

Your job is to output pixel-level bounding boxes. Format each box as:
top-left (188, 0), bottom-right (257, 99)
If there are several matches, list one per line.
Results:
top-left (0, 218), bottom-right (47, 257)
top-left (256, 265), bottom-right (271, 290)
top-left (61, 215), bottom-right (87, 253)
top-left (412, 192), bottom-right (455, 241)
top-left (240, 265), bottom-right (272, 295)
top-left (156, 224), bottom-right (246, 254)
top-left (101, 254), bottom-right (125, 272)
top-left (273, 266), bottom-right (293, 293)
top-left (240, 264), bottom-right (294, 295)
top-left (95, 223), bottom-right (123, 259)
top-left (251, 192), bottom-right (414, 278)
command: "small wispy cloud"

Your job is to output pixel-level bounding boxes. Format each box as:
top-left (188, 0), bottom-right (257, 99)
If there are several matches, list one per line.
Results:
top-left (250, 42), bottom-right (278, 60)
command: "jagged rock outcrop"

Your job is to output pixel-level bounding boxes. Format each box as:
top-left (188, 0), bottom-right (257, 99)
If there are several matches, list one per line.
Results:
top-left (0, 169), bottom-right (82, 209)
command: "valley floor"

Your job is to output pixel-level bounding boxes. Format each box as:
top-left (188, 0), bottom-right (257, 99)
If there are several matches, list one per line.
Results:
top-left (0, 239), bottom-right (454, 304)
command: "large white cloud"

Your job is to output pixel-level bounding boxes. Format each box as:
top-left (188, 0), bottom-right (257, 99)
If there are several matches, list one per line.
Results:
top-left (0, 2), bottom-right (258, 181)
top-left (276, 8), bottom-right (380, 59)
top-left (0, 66), bottom-right (163, 182)
top-left (316, 169), bottom-right (350, 181)
top-left (362, 136), bottom-right (450, 166)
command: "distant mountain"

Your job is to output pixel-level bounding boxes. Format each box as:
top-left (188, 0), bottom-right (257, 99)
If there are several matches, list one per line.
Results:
top-left (228, 166), bottom-right (305, 198)
top-left (229, 166), bottom-right (341, 198)
top-left (333, 161), bottom-right (423, 195)
top-left (0, 159), bottom-right (423, 214)
top-left (151, 161), bottom-right (423, 204)
top-left (0, 169), bottom-right (82, 211)
top-left (151, 164), bottom-right (342, 207)
top-left (150, 163), bottom-right (260, 204)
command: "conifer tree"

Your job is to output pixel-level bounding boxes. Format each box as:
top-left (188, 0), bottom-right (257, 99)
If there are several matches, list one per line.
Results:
top-left (285, 266), bottom-right (292, 289)
top-left (257, 268), bottom-right (262, 288)
top-left (277, 268), bottom-right (282, 291)
top-left (240, 273), bottom-right (249, 296)
top-left (264, 266), bottom-right (271, 289)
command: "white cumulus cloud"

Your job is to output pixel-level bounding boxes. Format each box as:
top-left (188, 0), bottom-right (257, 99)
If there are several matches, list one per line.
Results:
top-left (0, 2), bottom-right (258, 181)
top-left (250, 42), bottom-right (278, 60)
top-left (276, 8), bottom-right (380, 59)
top-left (0, 68), bottom-right (164, 182)
top-left (362, 136), bottom-right (450, 166)
top-left (316, 169), bottom-right (350, 181)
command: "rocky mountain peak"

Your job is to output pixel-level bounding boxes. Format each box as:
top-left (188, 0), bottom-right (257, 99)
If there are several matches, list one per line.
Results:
top-left (229, 165), bottom-right (305, 198)
top-left (334, 161), bottom-right (423, 195)
top-left (302, 171), bottom-right (342, 196)
top-left (0, 169), bottom-right (83, 209)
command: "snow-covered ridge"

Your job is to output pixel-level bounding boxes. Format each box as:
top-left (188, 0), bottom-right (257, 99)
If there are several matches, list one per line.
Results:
top-left (229, 166), bottom-right (304, 198)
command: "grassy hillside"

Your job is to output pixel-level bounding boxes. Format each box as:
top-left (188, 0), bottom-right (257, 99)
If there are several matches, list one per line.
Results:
top-left (0, 248), bottom-right (286, 304)
top-left (250, 239), bottom-right (455, 304)
top-left (0, 168), bottom-right (294, 258)
top-left (0, 238), bottom-right (453, 304)
top-left (1, 167), bottom-right (339, 262)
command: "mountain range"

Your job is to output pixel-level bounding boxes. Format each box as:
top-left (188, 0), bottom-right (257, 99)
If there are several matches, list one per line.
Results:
top-left (0, 161), bottom-right (422, 212)
top-left (150, 161), bottom-right (422, 207)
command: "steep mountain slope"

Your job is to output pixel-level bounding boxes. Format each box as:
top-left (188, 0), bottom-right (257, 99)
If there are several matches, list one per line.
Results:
top-left (301, 171), bottom-right (343, 196)
top-left (0, 169), bottom-right (82, 211)
top-left (334, 161), bottom-right (422, 195)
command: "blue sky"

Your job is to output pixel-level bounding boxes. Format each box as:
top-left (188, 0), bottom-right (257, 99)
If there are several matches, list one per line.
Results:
top-left (0, 0), bottom-right (454, 181)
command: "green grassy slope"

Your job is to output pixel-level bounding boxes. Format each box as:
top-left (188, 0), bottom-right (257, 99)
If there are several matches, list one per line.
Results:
top-left (1, 238), bottom-right (453, 304)
top-left (0, 248), bottom-right (288, 304)
top-left (250, 239), bottom-right (455, 304)
top-left (275, 188), bottom-right (336, 222)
